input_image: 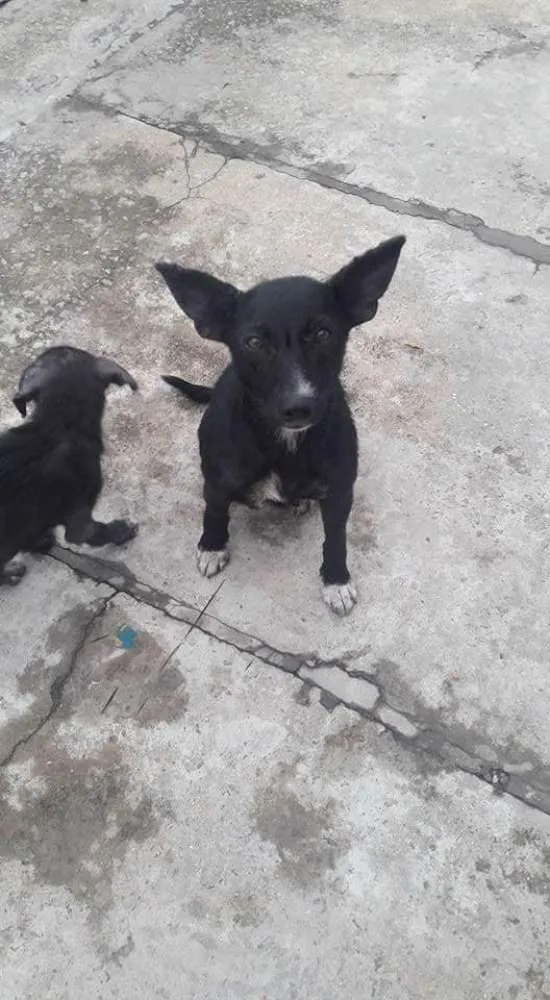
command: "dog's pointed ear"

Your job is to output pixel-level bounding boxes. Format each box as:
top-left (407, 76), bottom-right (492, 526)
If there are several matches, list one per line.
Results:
top-left (328, 235), bottom-right (406, 327)
top-left (155, 262), bottom-right (240, 341)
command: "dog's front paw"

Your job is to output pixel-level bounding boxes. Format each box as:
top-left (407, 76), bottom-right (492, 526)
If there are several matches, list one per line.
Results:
top-left (109, 520), bottom-right (139, 545)
top-left (1, 561), bottom-right (27, 586)
top-left (197, 547), bottom-right (229, 578)
top-left (323, 580), bottom-right (357, 616)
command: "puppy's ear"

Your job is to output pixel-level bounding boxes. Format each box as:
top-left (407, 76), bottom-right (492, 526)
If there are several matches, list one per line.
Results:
top-left (155, 262), bottom-right (240, 342)
top-left (329, 235), bottom-right (406, 327)
top-left (13, 392), bottom-right (31, 417)
top-left (95, 357), bottom-right (138, 392)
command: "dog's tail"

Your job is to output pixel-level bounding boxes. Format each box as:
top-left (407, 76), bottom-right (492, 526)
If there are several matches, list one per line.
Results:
top-left (161, 375), bottom-right (213, 405)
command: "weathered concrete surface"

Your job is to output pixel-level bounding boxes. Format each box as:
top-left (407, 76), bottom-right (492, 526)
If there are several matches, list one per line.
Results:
top-left (0, 0), bottom-right (171, 141)
top-left (77, 0), bottom-right (550, 242)
top-left (2, 594), bottom-right (550, 1000)
top-left (1, 0), bottom-right (550, 997)
top-left (3, 105), bottom-right (549, 779)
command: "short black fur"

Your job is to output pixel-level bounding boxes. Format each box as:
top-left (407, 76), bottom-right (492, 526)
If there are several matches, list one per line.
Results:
top-left (157, 236), bottom-right (405, 615)
top-left (0, 354), bottom-right (138, 584)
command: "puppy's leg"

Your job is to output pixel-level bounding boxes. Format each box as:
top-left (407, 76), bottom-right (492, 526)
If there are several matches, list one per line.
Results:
top-left (65, 508), bottom-right (138, 547)
top-left (0, 560), bottom-right (27, 586)
top-left (292, 498), bottom-right (313, 517)
top-left (25, 529), bottom-right (56, 554)
top-left (319, 490), bottom-right (357, 616)
top-left (197, 486), bottom-right (231, 578)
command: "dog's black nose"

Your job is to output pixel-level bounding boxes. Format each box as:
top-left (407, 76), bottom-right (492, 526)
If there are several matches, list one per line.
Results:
top-left (281, 398), bottom-right (314, 428)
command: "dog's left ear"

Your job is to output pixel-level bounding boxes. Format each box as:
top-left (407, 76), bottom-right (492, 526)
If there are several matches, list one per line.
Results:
top-left (155, 262), bottom-right (240, 342)
top-left (329, 235), bottom-right (406, 327)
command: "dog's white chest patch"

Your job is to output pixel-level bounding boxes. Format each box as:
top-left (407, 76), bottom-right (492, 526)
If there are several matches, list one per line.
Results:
top-left (247, 472), bottom-right (286, 508)
top-left (277, 427), bottom-right (307, 452)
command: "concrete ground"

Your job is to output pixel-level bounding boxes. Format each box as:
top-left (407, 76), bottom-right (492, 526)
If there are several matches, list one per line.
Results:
top-left (1, 0), bottom-right (550, 996)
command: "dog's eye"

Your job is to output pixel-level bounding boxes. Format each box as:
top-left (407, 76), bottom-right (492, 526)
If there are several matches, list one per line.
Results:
top-left (245, 335), bottom-right (264, 351)
top-left (315, 328), bottom-right (331, 343)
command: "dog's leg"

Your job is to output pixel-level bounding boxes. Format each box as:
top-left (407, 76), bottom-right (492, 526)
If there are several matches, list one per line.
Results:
top-left (319, 490), bottom-right (357, 616)
top-left (197, 487), bottom-right (231, 577)
top-left (65, 508), bottom-right (138, 547)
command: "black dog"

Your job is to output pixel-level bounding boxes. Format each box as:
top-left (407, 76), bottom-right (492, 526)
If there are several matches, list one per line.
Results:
top-left (0, 346), bottom-right (138, 584)
top-left (157, 235), bottom-right (405, 615)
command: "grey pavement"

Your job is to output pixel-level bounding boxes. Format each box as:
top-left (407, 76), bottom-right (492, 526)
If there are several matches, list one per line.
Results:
top-left (1, 1), bottom-right (550, 997)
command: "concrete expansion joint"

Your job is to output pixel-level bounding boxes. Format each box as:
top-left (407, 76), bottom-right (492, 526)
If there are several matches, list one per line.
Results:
top-left (70, 95), bottom-right (550, 268)
top-left (41, 546), bottom-right (550, 818)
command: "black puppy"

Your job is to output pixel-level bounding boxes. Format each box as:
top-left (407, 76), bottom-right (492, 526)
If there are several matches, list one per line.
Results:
top-left (0, 346), bottom-right (138, 584)
top-left (157, 235), bottom-right (405, 615)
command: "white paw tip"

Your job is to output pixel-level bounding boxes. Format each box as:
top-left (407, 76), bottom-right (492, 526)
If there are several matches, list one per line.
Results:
top-left (197, 547), bottom-right (229, 578)
top-left (323, 581), bottom-right (358, 616)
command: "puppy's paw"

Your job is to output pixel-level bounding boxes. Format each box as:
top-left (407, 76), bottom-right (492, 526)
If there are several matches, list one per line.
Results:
top-left (197, 547), bottom-right (229, 578)
top-left (292, 498), bottom-right (312, 517)
top-left (323, 580), bottom-right (357, 616)
top-left (1, 562), bottom-right (27, 586)
top-left (109, 520), bottom-right (139, 545)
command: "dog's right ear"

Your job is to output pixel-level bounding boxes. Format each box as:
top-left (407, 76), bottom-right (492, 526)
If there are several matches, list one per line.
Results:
top-left (155, 262), bottom-right (240, 342)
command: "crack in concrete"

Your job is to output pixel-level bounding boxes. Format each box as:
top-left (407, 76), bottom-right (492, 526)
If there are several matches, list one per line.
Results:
top-left (46, 545), bottom-right (550, 817)
top-left (4, 152), bottom-right (221, 354)
top-left (0, 595), bottom-right (112, 768)
top-left (167, 138), bottom-right (228, 209)
top-left (49, 545), bottom-right (302, 672)
top-left (474, 36), bottom-right (547, 70)
top-left (75, 101), bottom-right (550, 267)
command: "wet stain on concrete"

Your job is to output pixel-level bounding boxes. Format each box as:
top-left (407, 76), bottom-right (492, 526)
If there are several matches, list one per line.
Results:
top-left (253, 772), bottom-right (347, 886)
top-left (0, 600), bottom-right (108, 765)
top-left (0, 739), bottom-right (159, 908)
top-left (61, 604), bottom-right (189, 728)
top-left (0, 599), bottom-right (189, 773)
top-left (87, 139), bottom-right (169, 184)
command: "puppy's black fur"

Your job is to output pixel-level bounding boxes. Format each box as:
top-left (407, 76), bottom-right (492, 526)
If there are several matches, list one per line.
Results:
top-left (157, 235), bottom-right (405, 615)
top-left (0, 354), bottom-right (138, 585)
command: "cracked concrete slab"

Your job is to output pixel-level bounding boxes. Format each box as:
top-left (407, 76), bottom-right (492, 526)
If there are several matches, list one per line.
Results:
top-left (0, 0), bottom-right (173, 141)
top-left (76, 0), bottom-right (550, 240)
top-left (0, 560), bottom-right (112, 765)
top-left (2, 594), bottom-right (550, 999)
top-left (2, 0), bottom-right (550, 995)
top-left (3, 104), bottom-right (548, 782)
